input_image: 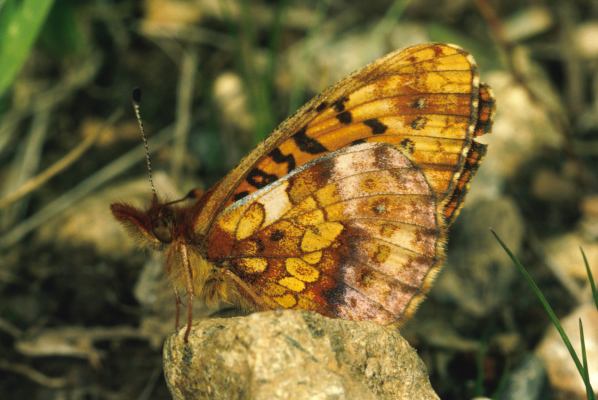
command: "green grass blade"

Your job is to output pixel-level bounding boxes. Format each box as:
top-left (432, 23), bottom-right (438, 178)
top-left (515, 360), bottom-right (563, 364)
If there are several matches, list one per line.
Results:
top-left (264, 0), bottom-right (287, 102)
top-left (579, 319), bottom-right (595, 400)
top-left (372, 0), bottom-right (412, 37)
top-left (490, 230), bottom-right (589, 384)
top-left (237, 0), bottom-right (287, 144)
top-left (580, 247), bottom-right (598, 310)
top-left (0, 0), bottom-right (55, 97)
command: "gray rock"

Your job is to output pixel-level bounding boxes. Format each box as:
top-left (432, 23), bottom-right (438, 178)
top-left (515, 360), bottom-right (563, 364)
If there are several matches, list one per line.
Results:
top-left (163, 310), bottom-right (439, 400)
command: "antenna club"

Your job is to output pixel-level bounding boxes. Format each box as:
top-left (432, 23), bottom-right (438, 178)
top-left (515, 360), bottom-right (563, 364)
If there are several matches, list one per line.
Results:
top-left (132, 87), bottom-right (142, 104)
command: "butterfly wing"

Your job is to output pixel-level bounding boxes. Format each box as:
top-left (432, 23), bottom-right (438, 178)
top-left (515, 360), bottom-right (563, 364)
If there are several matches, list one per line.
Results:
top-left (443, 83), bottom-right (495, 224)
top-left (194, 43), bottom-right (488, 237)
top-left (206, 143), bottom-right (445, 323)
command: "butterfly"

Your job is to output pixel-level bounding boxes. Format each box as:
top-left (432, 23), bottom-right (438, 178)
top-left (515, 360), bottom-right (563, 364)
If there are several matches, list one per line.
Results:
top-left (111, 43), bottom-right (495, 342)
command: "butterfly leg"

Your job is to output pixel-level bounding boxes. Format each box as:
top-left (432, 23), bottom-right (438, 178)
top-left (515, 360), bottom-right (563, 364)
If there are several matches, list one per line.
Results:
top-left (180, 244), bottom-right (194, 343)
top-left (173, 287), bottom-right (182, 331)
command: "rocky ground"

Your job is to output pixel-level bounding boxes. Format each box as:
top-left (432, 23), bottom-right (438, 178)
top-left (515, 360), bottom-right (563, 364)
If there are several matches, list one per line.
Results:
top-left (1, 1), bottom-right (597, 399)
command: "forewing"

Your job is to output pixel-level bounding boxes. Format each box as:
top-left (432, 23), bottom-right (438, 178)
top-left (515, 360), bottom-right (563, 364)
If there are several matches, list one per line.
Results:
top-left (443, 83), bottom-right (495, 224)
top-left (206, 143), bottom-right (446, 324)
top-left (194, 43), bottom-right (484, 236)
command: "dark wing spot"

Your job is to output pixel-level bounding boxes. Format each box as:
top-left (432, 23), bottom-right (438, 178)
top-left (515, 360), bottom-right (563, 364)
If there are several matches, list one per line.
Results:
top-left (357, 269), bottom-right (375, 287)
top-left (255, 238), bottom-right (265, 253)
top-left (400, 138), bottom-right (415, 154)
top-left (364, 178), bottom-right (376, 189)
top-left (293, 126), bottom-right (328, 154)
top-left (363, 118), bottom-right (388, 134)
top-left (246, 168), bottom-right (278, 189)
top-left (268, 148), bottom-right (296, 173)
top-left (315, 102), bottom-right (328, 112)
top-left (411, 116), bottom-right (427, 130)
top-left (332, 96), bottom-right (349, 112)
top-left (269, 230), bottom-right (284, 241)
top-left (233, 191), bottom-right (250, 201)
top-left (411, 98), bottom-right (426, 109)
top-left (336, 111), bottom-right (352, 124)
top-left (350, 139), bottom-right (367, 146)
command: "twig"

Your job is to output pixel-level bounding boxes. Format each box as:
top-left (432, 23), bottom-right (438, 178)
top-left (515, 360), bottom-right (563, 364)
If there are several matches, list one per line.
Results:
top-left (34, 53), bottom-right (102, 114)
top-left (16, 111), bottom-right (50, 192)
top-left (1, 109), bottom-right (50, 228)
top-left (0, 110), bottom-right (23, 156)
top-left (171, 49), bottom-right (198, 184)
top-left (0, 53), bottom-right (100, 155)
top-left (0, 359), bottom-right (68, 389)
top-left (139, 25), bottom-right (235, 51)
top-left (557, 3), bottom-right (583, 117)
top-left (0, 125), bottom-right (174, 249)
top-left (0, 316), bottom-right (22, 338)
top-left (0, 110), bottom-right (123, 210)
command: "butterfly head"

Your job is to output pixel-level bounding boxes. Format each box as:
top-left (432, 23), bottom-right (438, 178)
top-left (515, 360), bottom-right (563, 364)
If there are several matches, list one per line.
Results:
top-left (149, 201), bottom-right (175, 244)
top-left (109, 88), bottom-right (185, 247)
top-left (111, 195), bottom-right (188, 249)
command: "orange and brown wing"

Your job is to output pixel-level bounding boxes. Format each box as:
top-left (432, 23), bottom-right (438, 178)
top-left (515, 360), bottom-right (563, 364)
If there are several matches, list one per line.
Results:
top-left (194, 43), bottom-right (489, 236)
top-left (206, 143), bottom-right (446, 324)
top-left (443, 83), bottom-right (495, 224)
top-left (231, 43), bottom-right (479, 204)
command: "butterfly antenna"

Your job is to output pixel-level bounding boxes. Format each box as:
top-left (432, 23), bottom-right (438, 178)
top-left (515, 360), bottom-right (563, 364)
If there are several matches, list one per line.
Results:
top-left (132, 88), bottom-right (157, 198)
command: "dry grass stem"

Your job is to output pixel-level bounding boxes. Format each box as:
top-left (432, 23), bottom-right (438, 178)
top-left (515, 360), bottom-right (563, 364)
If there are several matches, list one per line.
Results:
top-left (0, 110), bottom-right (123, 210)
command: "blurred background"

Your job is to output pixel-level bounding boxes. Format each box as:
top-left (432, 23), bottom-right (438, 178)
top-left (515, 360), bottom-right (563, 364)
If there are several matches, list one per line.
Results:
top-left (0, 0), bottom-right (597, 399)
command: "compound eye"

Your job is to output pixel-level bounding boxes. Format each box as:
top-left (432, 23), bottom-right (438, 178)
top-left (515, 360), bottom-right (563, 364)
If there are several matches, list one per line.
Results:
top-left (152, 217), bottom-right (172, 243)
top-left (152, 207), bottom-right (174, 243)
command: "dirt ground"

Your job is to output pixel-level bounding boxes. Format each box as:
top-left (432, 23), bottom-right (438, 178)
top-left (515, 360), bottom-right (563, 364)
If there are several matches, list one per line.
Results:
top-left (1, 1), bottom-right (597, 399)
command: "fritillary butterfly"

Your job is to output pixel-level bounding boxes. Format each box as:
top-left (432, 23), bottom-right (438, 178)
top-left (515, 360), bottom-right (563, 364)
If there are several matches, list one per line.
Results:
top-left (111, 43), bottom-right (495, 341)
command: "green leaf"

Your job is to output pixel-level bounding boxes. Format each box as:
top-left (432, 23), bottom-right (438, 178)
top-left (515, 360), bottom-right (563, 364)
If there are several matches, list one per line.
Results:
top-left (39, 0), bottom-right (85, 57)
top-left (0, 0), bottom-right (55, 97)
